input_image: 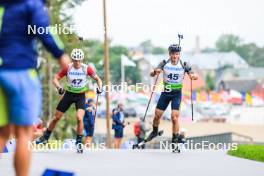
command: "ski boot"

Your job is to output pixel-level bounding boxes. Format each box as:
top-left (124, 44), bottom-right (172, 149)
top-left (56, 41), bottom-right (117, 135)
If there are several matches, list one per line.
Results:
top-left (145, 126), bottom-right (163, 142)
top-left (133, 127), bottom-right (163, 149)
top-left (171, 133), bottom-right (185, 153)
top-left (76, 135), bottom-right (83, 153)
top-left (35, 130), bottom-right (51, 145)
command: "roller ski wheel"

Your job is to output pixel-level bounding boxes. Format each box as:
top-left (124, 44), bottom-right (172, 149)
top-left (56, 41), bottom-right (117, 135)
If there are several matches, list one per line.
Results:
top-left (77, 148), bottom-right (83, 153)
top-left (76, 142), bottom-right (83, 153)
top-left (171, 134), bottom-right (184, 153)
top-left (172, 144), bottom-right (181, 153)
top-left (132, 144), bottom-right (139, 149)
top-left (157, 130), bottom-right (164, 136)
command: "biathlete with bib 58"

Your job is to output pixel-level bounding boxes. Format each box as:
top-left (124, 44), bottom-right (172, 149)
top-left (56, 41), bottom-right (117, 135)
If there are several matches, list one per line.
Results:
top-left (36, 49), bottom-right (103, 153)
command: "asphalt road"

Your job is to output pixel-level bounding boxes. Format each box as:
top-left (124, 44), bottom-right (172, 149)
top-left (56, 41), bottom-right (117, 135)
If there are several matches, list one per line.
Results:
top-left (1, 149), bottom-right (263, 176)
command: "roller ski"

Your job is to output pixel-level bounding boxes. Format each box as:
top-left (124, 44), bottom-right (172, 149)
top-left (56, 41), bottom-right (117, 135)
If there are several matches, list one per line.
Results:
top-left (133, 130), bottom-right (164, 149)
top-left (171, 134), bottom-right (185, 153)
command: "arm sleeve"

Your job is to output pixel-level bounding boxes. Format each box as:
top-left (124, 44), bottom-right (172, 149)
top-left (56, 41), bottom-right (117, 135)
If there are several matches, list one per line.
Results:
top-left (28, 0), bottom-right (64, 59)
top-left (56, 66), bottom-right (68, 79)
top-left (87, 65), bottom-right (96, 77)
top-left (156, 60), bottom-right (167, 70)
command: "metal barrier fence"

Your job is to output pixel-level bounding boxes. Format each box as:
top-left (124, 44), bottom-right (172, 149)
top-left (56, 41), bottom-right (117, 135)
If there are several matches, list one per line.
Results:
top-left (150, 132), bottom-right (254, 149)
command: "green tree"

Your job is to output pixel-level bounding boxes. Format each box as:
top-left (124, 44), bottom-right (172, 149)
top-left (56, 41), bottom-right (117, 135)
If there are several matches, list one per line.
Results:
top-left (83, 41), bottom-right (141, 84)
top-left (216, 34), bottom-right (242, 52)
top-left (251, 47), bottom-right (264, 66)
top-left (109, 45), bottom-right (141, 84)
top-left (125, 65), bottom-right (141, 84)
top-left (215, 34), bottom-right (264, 67)
top-left (152, 47), bottom-right (166, 54)
top-left (236, 43), bottom-right (258, 66)
top-left (205, 74), bottom-right (215, 91)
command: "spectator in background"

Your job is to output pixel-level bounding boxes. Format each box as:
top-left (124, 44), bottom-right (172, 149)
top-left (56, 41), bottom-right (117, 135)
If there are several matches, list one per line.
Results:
top-left (134, 117), bottom-right (150, 149)
top-left (83, 99), bottom-right (96, 147)
top-left (112, 103), bottom-right (125, 149)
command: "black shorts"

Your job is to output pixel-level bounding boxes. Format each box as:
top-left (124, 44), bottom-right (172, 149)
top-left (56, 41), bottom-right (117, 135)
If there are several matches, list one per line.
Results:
top-left (56, 91), bottom-right (85, 113)
top-left (156, 90), bottom-right (182, 111)
top-left (84, 122), bottom-right (94, 137)
top-left (114, 128), bottom-right (124, 138)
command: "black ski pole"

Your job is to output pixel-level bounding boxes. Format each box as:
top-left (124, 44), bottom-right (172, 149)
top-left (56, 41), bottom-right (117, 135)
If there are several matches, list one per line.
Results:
top-left (75, 35), bottom-right (84, 48)
top-left (142, 74), bottom-right (160, 122)
top-left (191, 78), bottom-right (194, 121)
top-left (178, 34), bottom-right (183, 46)
top-left (94, 94), bottom-right (99, 122)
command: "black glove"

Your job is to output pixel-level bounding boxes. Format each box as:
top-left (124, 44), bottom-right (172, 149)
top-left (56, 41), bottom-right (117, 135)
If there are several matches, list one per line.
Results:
top-left (183, 62), bottom-right (192, 74)
top-left (96, 88), bottom-right (102, 94)
top-left (58, 87), bottom-right (65, 95)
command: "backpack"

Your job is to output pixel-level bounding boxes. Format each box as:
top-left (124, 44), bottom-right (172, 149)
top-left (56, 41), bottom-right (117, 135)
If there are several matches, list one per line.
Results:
top-left (134, 122), bottom-right (141, 136)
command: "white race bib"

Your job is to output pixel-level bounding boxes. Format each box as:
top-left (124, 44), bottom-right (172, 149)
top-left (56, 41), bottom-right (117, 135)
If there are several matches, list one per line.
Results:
top-left (163, 61), bottom-right (185, 85)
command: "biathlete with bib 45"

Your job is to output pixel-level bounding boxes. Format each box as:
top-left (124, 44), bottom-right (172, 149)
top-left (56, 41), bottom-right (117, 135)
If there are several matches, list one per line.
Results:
top-left (144, 40), bottom-right (198, 152)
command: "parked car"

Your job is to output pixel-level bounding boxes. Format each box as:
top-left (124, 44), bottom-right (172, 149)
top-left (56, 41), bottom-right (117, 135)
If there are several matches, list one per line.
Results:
top-left (124, 108), bottom-right (137, 117)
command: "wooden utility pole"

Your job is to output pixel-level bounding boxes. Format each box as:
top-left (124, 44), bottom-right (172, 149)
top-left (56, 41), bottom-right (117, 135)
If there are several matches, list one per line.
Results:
top-left (103, 0), bottom-right (112, 148)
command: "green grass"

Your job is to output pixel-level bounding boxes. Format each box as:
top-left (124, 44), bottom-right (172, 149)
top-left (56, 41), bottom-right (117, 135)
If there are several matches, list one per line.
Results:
top-left (228, 144), bottom-right (264, 162)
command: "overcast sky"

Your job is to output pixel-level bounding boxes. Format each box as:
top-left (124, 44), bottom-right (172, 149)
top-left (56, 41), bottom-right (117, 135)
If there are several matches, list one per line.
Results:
top-left (73, 0), bottom-right (264, 51)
